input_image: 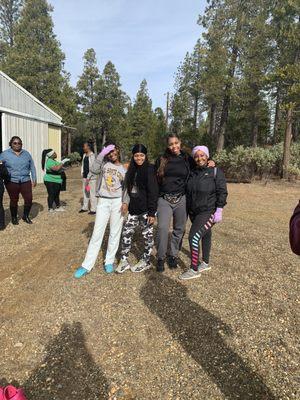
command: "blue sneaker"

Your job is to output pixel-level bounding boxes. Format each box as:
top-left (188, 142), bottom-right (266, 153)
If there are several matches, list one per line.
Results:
top-left (74, 267), bottom-right (89, 279)
top-left (104, 264), bottom-right (114, 274)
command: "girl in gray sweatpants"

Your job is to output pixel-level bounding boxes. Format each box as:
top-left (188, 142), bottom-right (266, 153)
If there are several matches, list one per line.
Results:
top-left (155, 134), bottom-right (194, 272)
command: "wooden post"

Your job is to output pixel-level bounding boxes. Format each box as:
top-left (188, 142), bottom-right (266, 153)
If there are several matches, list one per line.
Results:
top-left (67, 130), bottom-right (71, 155)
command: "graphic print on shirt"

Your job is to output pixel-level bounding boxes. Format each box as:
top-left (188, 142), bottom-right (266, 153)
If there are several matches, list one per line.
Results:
top-left (103, 166), bottom-right (124, 194)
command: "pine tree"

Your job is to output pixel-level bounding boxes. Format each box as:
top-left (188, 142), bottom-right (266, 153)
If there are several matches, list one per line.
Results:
top-left (2, 0), bottom-right (65, 108)
top-left (127, 79), bottom-right (156, 155)
top-left (270, 1), bottom-right (300, 177)
top-left (0, 0), bottom-right (23, 46)
top-left (94, 61), bottom-right (129, 147)
top-left (76, 48), bottom-right (101, 152)
top-left (170, 42), bottom-right (205, 147)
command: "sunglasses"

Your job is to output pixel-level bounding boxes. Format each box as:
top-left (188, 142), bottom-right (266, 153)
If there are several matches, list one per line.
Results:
top-left (12, 141), bottom-right (22, 145)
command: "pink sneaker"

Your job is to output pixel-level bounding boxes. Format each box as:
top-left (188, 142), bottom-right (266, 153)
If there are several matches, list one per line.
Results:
top-left (0, 387), bottom-right (4, 400)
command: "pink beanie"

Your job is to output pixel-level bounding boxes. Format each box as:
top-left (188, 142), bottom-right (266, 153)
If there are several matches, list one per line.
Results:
top-left (192, 145), bottom-right (209, 158)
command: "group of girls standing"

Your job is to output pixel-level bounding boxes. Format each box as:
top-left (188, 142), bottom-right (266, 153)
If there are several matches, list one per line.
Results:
top-left (74, 134), bottom-right (228, 281)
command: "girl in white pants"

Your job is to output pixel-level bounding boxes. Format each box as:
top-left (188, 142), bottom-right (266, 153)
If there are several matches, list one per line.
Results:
top-left (74, 144), bottom-right (127, 278)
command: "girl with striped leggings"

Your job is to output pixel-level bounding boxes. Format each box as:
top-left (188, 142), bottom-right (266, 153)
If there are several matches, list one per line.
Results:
top-left (179, 146), bottom-right (228, 280)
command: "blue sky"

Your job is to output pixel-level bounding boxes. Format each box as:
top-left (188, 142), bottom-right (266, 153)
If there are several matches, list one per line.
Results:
top-left (51, 0), bottom-right (206, 109)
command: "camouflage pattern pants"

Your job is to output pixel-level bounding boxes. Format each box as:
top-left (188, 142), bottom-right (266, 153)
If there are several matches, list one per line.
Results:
top-left (121, 213), bottom-right (154, 264)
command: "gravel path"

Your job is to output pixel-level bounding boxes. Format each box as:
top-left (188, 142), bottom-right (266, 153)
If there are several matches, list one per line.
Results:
top-left (0, 167), bottom-right (299, 399)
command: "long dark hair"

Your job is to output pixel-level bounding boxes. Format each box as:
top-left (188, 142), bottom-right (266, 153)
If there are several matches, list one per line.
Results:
top-left (126, 152), bottom-right (149, 193)
top-left (157, 133), bottom-right (181, 182)
top-left (41, 149), bottom-right (53, 170)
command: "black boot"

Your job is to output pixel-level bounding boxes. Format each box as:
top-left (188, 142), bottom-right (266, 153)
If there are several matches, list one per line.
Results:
top-left (10, 206), bottom-right (19, 225)
top-left (156, 258), bottom-right (165, 273)
top-left (167, 255), bottom-right (178, 269)
top-left (22, 205), bottom-right (33, 224)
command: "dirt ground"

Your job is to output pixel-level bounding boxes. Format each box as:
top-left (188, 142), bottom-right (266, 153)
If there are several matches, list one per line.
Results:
top-left (0, 167), bottom-right (299, 400)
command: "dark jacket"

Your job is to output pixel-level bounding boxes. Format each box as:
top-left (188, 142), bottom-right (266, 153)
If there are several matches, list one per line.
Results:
top-left (124, 164), bottom-right (159, 217)
top-left (155, 151), bottom-right (195, 196)
top-left (186, 166), bottom-right (228, 217)
top-left (290, 201), bottom-right (300, 256)
top-left (0, 161), bottom-right (10, 191)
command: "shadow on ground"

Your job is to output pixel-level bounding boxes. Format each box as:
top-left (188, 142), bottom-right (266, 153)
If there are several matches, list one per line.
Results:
top-left (4, 202), bottom-right (44, 226)
top-left (140, 272), bottom-right (275, 400)
top-left (1, 323), bottom-right (109, 400)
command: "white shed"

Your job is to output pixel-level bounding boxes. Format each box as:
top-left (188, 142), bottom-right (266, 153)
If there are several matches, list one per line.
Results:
top-left (0, 70), bottom-right (63, 183)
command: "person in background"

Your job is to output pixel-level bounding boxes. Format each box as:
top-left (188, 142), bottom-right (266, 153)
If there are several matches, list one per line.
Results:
top-left (74, 143), bottom-right (127, 278)
top-left (0, 136), bottom-right (36, 225)
top-left (290, 201), bottom-right (300, 256)
top-left (79, 141), bottom-right (97, 215)
top-left (42, 149), bottom-right (68, 213)
top-left (116, 144), bottom-right (158, 274)
top-left (0, 160), bottom-right (9, 230)
top-left (179, 145), bottom-right (228, 280)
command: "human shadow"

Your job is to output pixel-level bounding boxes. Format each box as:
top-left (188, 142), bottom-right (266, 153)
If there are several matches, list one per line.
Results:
top-left (82, 222), bottom-right (111, 258)
top-left (140, 273), bottom-right (276, 399)
top-left (1, 322), bottom-right (109, 400)
top-left (4, 202), bottom-right (44, 225)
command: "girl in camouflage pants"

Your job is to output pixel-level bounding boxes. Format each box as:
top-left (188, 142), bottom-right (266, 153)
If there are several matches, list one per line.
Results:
top-left (116, 144), bottom-right (159, 273)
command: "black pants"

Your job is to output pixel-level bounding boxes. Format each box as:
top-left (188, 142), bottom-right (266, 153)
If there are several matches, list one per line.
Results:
top-left (0, 183), bottom-right (4, 228)
top-left (189, 212), bottom-right (214, 269)
top-left (44, 181), bottom-right (61, 209)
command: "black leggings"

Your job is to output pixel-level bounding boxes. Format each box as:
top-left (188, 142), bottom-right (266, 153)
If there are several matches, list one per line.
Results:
top-left (44, 181), bottom-right (61, 209)
top-left (189, 213), bottom-right (214, 270)
top-left (0, 183), bottom-right (4, 227)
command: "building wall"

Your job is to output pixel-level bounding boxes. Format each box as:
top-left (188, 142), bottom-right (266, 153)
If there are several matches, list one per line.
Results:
top-left (0, 72), bottom-right (62, 126)
top-left (2, 113), bottom-right (49, 183)
top-left (48, 125), bottom-right (61, 161)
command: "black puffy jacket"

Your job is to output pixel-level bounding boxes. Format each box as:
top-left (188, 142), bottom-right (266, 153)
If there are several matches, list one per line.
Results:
top-left (186, 166), bottom-right (228, 217)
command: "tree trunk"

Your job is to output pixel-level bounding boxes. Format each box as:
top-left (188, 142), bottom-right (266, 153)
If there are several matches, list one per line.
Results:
top-left (216, 13), bottom-right (243, 153)
top-left (193, 95), bottom-right (199, 131)
top-left (252, 119), bottom-right (259, 147)
top-left (93, 139), bottom-right (97, 154)
top-left (273, 87), bottom-right (281, 143)
top-left (209, 102), bottom-right (217, 138)
top-left (282, 108), bottom-right (293, 179)
top-left (216, 44), bottom-right (239, 152)
top-left (101, 128), bottom-right (107, 148)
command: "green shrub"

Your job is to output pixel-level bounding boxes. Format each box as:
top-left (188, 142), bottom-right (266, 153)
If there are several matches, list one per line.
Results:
top-left (213, 142), bottom-right (300, 181)
top-left (287, 165), bottom-right (300, 180)
top-left (67, 152), bottom-right (81, 165)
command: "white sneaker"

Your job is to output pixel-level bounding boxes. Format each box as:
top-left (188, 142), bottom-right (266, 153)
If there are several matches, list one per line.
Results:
top-left (116, 259), bottom-right (131, 274)
top-left (131, 260), bottom-right (151, 273)
top-left (55, 206), bottom-right (66, 212)
top-left (48, 209), bottom-right (55, 213)
top-left (198, 262), bottom-right (211, 272)
top-left (179, 268), bottom-right (201, 280)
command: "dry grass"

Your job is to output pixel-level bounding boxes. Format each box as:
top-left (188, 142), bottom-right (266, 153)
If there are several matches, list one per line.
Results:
top-left (0, 167), bottom-right (299, 399)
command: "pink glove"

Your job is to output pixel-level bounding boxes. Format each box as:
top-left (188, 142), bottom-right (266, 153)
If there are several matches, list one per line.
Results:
top-left (3, 385), bottom-right (27, 400)
top-left (100, 144), bottom-right (115, 157)
top-left (213, 208), bottom-right (223, 223)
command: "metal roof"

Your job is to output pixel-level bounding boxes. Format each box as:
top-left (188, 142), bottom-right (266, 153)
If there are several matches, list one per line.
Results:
top-left (0, 70), bottom-right (62, 126)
